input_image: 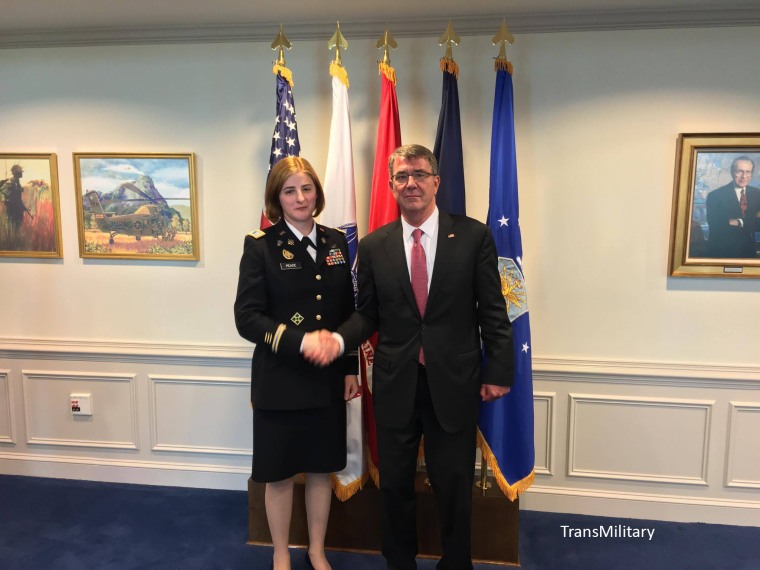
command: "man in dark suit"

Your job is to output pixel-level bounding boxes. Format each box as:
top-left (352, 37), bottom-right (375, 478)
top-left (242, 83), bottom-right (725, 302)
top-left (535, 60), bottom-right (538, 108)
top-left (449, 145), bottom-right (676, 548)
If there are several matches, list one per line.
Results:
top-left (706, 156), bottom-right (760, 259)
top-left (316, 144), bottom-right (514, 569)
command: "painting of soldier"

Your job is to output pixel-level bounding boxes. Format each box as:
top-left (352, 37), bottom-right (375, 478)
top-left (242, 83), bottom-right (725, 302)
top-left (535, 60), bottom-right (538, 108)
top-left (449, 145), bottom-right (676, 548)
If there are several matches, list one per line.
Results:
top-left (0, 154), bottom-right (62, 258)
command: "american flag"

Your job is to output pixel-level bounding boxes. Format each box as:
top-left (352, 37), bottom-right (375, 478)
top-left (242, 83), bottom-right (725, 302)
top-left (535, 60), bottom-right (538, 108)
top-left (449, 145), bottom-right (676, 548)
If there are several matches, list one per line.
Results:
top-left (261, 70), bottom-right (300, 229)
top-left (269, 72), bottom-right (300, 170)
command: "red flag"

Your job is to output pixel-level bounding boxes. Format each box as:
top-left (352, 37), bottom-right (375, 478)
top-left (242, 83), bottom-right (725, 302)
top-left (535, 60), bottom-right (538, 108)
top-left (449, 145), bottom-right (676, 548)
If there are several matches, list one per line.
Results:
top-left (362, 62), bottom-right (402, 486)
top-left (368, 63), bottom-right (401, 230)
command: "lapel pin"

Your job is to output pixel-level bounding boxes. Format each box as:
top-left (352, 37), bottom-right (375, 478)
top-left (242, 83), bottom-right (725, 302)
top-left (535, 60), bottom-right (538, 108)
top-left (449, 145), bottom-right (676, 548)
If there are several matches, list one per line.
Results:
top-left (448, 233), bottom-right (455, 238)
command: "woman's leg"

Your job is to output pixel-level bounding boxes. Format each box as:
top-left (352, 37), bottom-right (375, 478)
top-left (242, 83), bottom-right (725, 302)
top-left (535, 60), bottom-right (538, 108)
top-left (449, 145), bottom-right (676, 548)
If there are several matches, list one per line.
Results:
top-left (304, 473), bottom-right (333, 570)
top-left (265, 477), bottom-right (295, 570)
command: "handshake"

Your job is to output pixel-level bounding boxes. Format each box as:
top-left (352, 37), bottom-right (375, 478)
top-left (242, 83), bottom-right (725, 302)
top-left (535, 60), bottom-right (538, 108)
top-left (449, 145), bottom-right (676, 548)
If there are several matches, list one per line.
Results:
top-left (302, 329), bottom-right (342, 367)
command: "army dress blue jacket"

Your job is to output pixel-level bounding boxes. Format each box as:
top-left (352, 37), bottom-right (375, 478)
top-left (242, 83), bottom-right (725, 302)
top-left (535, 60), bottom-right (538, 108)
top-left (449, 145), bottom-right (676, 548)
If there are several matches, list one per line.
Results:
top-left (234, 219), bottom-right (358, 411)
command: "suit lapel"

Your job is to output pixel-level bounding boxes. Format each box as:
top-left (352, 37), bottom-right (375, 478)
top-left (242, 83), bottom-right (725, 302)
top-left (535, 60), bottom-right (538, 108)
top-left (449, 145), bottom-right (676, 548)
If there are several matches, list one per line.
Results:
top-left (427, 211), bottom-right (454, 310)
top-left (382, 221), bottom-right (418, 314)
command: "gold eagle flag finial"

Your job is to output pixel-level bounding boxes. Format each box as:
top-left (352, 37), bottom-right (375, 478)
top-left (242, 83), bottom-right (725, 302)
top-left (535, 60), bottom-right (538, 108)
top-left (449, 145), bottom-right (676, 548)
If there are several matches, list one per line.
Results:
top-left (328, 21), bottom-right (350, 88)
top-left (438, 19), bottom-right (461, 77)
top-left (439, 20), bottom-right (461, 62)
top-left (328, 21), bottom-right (349, 67)
top-left (271, 24), bottom-right (292, 68)
top-left (492, 18), bottom-right (515, 61)
top-left (376, 29), bottom-right (398, 66)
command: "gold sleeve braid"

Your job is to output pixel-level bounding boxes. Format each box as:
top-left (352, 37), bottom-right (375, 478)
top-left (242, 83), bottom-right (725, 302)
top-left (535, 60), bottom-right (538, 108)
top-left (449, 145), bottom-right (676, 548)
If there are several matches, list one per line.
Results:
top-left (271, 324), bottom-right (287, 354)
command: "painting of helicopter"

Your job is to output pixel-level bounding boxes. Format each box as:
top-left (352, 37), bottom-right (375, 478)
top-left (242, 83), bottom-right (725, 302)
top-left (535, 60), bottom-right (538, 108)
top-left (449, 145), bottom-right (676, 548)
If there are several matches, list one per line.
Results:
top-left (84, 184), bottom-right (182, 244)
top-left (74, 153), bottom-right (199, 260)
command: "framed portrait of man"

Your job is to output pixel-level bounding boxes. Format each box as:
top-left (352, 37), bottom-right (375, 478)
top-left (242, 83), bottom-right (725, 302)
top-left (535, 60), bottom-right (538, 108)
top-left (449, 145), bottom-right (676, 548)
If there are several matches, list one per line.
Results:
top-left (669, 133), bottom-right (760, 278)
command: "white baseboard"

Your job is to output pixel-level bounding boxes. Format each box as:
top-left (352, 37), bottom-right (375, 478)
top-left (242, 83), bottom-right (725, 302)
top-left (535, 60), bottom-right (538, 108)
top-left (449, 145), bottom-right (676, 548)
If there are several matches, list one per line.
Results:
top-left (520, 484), bottom-right (760, 527)
top-left (0, 452), bottom-right (250, 491)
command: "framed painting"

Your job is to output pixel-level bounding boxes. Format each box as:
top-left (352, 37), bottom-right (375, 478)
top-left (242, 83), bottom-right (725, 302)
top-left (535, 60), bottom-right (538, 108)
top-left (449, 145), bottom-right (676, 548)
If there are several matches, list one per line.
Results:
top-left (0, 153), bottom-right (62, 258)
top-left (669, 133), bottom-right (760, 278)
top-left (73, 153), bottom-right (199, 261)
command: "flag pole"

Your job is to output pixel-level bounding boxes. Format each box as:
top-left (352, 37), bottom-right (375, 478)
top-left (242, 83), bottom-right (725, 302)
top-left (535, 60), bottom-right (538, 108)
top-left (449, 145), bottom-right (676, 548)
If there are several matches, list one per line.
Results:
top-left (476, 16), bottom-right (536, 502)
top-left (478, 20), bottom-right (515, 496)
top-left (363, 28), bottom-right (402, 487)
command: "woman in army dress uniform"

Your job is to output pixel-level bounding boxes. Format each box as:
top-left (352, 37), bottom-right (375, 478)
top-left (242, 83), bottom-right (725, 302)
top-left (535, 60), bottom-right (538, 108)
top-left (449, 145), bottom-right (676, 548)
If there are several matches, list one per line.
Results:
top-left (234, 156), bottom-right (359, 570)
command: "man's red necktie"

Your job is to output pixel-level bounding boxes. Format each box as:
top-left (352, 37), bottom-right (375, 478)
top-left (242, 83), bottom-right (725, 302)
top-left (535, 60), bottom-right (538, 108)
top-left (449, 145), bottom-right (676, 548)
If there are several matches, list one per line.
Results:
top-left (411, 228), bottom-right (428, 365)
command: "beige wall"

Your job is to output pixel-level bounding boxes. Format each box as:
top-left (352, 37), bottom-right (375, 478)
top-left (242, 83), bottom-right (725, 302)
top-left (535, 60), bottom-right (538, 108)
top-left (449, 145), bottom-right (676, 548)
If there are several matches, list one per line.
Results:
top-left (1, 26), bottom-right (759, 524)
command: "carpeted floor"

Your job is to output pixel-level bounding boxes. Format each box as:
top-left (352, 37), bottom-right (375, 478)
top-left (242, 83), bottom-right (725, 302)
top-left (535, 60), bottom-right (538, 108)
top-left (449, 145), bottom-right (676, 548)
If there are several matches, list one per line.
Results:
top-left (0, 475), bottom-right (758, 569)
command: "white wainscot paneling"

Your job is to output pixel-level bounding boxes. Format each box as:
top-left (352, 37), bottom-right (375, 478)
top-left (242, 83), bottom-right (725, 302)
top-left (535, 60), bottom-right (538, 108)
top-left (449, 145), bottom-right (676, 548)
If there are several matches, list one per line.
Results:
top-left (22, 370), bottom-right (138, 449)
top-left (726, 402), bottom-right (760, 489)
top-left (568, 394), bottom-right (714, 485)
top-left (534, 391), bottom-right (555, 476)
top-left (0, 370), bottom-right (14, 443)
top-left (149, 375), bottom-right (252, 455)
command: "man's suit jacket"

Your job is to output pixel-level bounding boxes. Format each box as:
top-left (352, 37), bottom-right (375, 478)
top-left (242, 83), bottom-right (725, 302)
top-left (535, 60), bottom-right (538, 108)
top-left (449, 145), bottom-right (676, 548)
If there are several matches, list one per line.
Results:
top-left (234, 219), bottom-right (357, 411)
top-left (706, 183), bottom-right (760, 258)
top-left (337, 212), bottom-right (514, 433)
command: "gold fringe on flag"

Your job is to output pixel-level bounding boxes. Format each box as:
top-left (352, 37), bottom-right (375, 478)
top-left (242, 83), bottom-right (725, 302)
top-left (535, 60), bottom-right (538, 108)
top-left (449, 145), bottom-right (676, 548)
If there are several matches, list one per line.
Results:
top-left (367, 451), bottom-right (380, 488)
top-left (331, 471), bottom-right (369, 502)
top-left (378, 62), bottom-right (397, 85)
top-left (272, 63), bottom-right (294, 87)
top-left (476, 428), bottom-right (534, 501)
top-left (330, 62), bottom-right (350, 89)
top-left (440, 58), bottom-right (459, 79)
top-left (494, 57), bottom-right (514, 75)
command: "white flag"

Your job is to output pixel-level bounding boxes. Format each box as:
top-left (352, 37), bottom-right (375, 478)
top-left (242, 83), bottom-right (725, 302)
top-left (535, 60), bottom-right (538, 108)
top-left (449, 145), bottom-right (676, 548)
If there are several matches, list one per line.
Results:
top-left (321, 66), bottom-right (365, 501)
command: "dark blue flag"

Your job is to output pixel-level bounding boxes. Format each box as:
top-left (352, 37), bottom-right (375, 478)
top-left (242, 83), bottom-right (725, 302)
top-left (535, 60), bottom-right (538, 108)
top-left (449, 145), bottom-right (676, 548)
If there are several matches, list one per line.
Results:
top-left (433, 62), bottom-right (466, 215)
top-left (477, 60), bottom-right (535, 500)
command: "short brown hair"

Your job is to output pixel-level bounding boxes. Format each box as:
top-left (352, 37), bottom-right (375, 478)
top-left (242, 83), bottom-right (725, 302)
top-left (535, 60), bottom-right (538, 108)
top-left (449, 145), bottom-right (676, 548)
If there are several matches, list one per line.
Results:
top-left (264, 157), bottom-right (325, 222)
top-left (387, 144), bottom-right (439, 178)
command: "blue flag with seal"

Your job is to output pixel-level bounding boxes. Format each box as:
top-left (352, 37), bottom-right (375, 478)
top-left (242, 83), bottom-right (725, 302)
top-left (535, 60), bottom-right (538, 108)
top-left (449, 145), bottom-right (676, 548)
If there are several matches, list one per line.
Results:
top-left (477, 56), bottom-right (535, 501)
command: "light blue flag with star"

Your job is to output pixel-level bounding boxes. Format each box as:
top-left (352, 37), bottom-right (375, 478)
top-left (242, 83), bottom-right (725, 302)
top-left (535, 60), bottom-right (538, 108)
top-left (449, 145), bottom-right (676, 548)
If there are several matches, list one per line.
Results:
top-left (477, 58), bottom-right (535, 500)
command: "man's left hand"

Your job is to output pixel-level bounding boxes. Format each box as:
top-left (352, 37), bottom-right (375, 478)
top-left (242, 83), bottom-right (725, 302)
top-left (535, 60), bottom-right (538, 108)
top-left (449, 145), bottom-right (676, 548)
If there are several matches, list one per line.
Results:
top-left (480, 384), bottom-right (511, 402)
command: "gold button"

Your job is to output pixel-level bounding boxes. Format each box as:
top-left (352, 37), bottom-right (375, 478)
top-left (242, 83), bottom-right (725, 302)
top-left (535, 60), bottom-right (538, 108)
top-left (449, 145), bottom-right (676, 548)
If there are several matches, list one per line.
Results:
top-left (316, 275), bottom-right (322, 280)
top-left (316, 294), bottom-right (322, 300)
top-left (316, 315), bottom-right (322, 320)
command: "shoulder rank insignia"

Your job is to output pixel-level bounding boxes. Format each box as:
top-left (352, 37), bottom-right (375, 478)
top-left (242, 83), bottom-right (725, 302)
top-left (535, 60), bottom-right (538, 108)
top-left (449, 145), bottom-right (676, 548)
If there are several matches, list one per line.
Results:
top-left (247, 229), bottom-right (266, 239)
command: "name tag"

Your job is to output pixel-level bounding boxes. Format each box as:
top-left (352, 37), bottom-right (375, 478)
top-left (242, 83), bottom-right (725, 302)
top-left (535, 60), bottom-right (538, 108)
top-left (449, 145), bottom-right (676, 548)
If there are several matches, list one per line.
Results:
top-left (280, 262), bottom-right (302, 270)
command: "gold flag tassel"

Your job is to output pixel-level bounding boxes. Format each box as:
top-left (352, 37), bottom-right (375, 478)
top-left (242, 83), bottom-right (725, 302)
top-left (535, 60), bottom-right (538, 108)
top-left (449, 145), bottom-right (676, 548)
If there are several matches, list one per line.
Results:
top-left (492, 17), bottom-right (515, 76)
top-left (439, 20), bottom-right (460, 79)
top-left (377, 29), bottom-right (398, 85)
top-left (271, 24), bottom-right (294, 87)
top-left (477, 429), bottom-right (535, 501)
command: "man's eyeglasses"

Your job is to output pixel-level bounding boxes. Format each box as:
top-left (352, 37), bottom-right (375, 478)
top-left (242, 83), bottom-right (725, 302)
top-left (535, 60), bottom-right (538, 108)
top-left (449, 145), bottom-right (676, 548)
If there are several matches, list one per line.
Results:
top-left (391, 171), bottom-right (435, 186)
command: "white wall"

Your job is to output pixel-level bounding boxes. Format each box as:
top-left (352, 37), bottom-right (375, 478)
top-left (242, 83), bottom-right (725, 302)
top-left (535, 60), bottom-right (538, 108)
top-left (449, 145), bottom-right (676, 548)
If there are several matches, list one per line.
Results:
top-left (1, 26), bottom-right (759, 525)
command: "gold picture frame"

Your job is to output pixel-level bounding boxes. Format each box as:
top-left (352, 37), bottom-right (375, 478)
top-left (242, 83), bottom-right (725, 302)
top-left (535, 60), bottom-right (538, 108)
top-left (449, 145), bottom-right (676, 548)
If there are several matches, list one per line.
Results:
top-left (74, 153), bottom-right (199, 261)
top-left (669, 133), bottom-right (760, 278)
top-left (0, 153), bottom-right (62, 258)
